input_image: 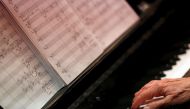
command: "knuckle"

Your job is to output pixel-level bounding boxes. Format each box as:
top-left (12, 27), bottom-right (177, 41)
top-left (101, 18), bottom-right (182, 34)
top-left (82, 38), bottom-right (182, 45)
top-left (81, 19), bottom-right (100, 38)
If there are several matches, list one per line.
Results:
top-left (160, 85), bottom-right (168, 95)
top-left (156, 82), bottom-right (166, 95)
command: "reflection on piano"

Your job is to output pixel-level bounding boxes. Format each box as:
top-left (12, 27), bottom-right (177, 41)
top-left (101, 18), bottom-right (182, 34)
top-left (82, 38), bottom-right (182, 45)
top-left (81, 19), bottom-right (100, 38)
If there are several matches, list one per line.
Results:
top-left (48, 0), bottom-right (190, 109)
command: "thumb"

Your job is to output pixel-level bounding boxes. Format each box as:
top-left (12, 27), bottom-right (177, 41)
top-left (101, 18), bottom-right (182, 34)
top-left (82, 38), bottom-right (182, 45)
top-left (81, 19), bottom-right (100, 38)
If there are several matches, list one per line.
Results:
top-left (146, 95), bottom-right (174, 109)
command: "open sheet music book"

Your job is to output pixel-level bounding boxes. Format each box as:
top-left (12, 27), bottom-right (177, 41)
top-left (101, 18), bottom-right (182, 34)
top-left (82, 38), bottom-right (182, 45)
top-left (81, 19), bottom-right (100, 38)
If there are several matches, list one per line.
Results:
top-left (0, 0), bottom-right (139, 109)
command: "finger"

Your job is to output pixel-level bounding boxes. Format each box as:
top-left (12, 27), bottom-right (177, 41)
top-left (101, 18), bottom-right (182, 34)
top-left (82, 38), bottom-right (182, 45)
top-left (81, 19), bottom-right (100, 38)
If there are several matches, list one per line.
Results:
top-left (135, 79), bottom-right (179, 97)
top-left (132, 85), bottom-right (163, 109)
top-left (144, 96), bottom-right (165, 104)
top-left (147, 95), bottom-right (174, 109)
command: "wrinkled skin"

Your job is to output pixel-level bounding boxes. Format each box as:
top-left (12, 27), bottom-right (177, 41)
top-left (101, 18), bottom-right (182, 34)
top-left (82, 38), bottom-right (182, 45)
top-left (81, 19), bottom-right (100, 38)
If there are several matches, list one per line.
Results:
top-left (131, 77), bottom-right (190, 109)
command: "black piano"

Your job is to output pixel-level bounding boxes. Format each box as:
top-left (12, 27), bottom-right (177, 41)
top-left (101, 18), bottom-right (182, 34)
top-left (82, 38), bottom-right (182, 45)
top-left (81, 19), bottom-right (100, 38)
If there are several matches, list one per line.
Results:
top-left (46, 0), bottom-right (190, 109)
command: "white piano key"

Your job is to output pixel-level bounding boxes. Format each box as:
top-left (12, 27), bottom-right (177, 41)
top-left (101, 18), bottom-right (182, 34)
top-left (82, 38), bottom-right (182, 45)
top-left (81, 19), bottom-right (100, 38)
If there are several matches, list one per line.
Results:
top-left (162, 44), bottom-right (190, 79)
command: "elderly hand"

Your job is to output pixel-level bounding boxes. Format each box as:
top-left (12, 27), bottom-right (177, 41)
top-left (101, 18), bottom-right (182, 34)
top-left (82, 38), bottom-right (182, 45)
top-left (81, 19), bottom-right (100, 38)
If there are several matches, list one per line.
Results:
top-left (131, 77), bottom-right (190, 109)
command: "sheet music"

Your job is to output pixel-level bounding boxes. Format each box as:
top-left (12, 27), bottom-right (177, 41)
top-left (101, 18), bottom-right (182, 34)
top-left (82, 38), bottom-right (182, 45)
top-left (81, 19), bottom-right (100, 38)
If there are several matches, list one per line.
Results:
top-left (65, 0), bottom-right (139, 47)
top-left (1, 0), bottom-right (139, 84)
top-left (0, 8), bottom-right (62, 109)
top-left (1, 0), bottom-right (104, 84)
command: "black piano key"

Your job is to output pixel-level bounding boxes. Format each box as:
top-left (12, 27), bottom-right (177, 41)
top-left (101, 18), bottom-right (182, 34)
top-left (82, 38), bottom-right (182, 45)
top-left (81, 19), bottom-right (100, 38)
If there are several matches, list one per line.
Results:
top-left (173, 55), bottom-right (180, 61)
top-left (159, 64), bottom-right (172, 71)
top-left (178, 48), bottom-right (186, 54)
top-left (158, 72), bottom-right (166, 77)
top-left (0, 105), bottom-right (3, 109)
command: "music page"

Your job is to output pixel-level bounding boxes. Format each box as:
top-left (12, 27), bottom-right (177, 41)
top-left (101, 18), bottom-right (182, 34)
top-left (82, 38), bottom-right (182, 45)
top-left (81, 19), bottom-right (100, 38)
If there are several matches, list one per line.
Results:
top-left (0, 7), bottom-right (62, 109)
top-left (1, 0), bottom-right (103, 84)
top-left (65, 0), bottom-right (139, 47)
top-left (0, 0), bottom-right (139, 84)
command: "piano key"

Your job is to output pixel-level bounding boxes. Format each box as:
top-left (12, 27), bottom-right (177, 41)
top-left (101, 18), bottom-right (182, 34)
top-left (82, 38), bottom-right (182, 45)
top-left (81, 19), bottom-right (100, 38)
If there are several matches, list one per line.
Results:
top-left (162, 44), bottom-right (190, 79)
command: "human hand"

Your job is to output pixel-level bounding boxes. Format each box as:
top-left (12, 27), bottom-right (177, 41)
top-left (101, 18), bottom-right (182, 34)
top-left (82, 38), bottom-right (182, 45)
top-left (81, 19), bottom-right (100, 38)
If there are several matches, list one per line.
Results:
top-left (131, 77), bottom-right (190, 109)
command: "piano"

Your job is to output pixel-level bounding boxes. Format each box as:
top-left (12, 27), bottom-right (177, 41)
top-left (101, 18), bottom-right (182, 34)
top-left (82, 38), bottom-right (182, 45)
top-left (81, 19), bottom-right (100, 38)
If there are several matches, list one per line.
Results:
top-left (46, 0), bottom-right (190, 109)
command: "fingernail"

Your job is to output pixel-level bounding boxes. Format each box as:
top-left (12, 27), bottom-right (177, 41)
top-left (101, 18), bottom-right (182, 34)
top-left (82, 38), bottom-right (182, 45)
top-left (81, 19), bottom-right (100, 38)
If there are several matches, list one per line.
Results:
top-left (152, 96), bottom-right (164, 100)
top-left (139, 104), bottom-right (150, 109)
top-left (139, 104), bottom-right (146, 108)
